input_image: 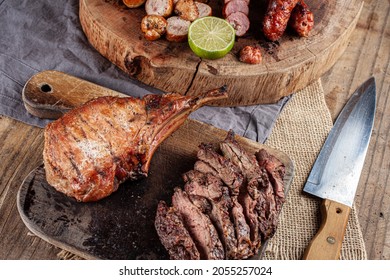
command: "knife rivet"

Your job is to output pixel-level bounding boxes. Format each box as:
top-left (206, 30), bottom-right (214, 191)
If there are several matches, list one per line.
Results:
top-left (327, 236), bottom-right (336, 244)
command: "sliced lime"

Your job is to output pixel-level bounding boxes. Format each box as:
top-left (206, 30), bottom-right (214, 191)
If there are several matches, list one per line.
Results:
top-left (188, 16), bottom-right (235, 60)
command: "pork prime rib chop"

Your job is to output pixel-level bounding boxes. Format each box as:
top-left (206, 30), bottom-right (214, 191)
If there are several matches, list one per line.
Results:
top-left (43, 87), bottom-right (227, 202)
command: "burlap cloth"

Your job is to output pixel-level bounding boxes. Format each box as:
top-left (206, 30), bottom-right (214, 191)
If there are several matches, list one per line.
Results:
top-left (57, 78), bottom-right (367, 260)
top-left (262, 79), bottom-right (367, 260)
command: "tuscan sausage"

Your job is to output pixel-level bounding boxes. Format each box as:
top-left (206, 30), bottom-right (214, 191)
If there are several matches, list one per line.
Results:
top-left (226, 11), bottom-right (250, 37)
top-left (195, 2), bottom-right (212, 18)
top-left (239, 46), bottom-right (262, 64)
top-left (222, 0), bottom-right (249, 18)
top-left (263, 0), bottom-right (299, 41)
top-left (145, 0), bottom-right (174, 18)
top-left (174, 0), bottom-right (199, 22)
top-left (123, 0), bottom-right (146, 8)
top-left (289, 1), bottom-right (314, 37)
top-left (166, 16), bottom-right (191, 42)
top-left (141, 15), bottom-right (168, 41)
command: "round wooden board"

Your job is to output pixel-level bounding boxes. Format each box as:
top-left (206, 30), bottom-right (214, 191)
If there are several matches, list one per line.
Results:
top-left (79, 0), bottom-right (363, 106)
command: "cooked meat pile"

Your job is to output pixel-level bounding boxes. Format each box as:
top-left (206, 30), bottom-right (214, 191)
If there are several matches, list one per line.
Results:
top-left (43, 87), bottom-right (227, 202)
top-left (155, 131), bottom-right (286, 260)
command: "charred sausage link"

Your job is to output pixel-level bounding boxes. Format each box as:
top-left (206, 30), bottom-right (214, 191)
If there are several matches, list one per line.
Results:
top-left (263, 0), bottom-right (300, 41)
top-left (289, 0), bottom-right (314, 37)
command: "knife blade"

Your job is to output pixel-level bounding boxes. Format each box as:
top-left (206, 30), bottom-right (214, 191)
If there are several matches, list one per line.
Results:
top-left (303, 77), bottom-right (376, 260)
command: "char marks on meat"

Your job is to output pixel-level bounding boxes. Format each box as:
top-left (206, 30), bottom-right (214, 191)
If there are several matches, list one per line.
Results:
top-left (220, 131), bottom-right (286, 241)
top-left (172, 188), bottom-right (225, 260)
top-left (155, 130), bottom-right (287, 260)
top-left (183, 170), bottom-right (238, 259)
top-left (43, 87), bottom-right (227, 202)
top-left (256, 149), bottom-right (286, 239)
top-left (155, 201), bottom-right (200, 260)
top-left (195, 143), bottom-right (244, 195)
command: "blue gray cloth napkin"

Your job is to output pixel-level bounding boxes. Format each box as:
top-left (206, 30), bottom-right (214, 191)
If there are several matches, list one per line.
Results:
top-left (0, 0), bottom-right (290, 143)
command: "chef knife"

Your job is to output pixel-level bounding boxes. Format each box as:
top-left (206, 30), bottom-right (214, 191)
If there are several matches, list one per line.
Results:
top-left (303, 77), bottom-right (376, 260)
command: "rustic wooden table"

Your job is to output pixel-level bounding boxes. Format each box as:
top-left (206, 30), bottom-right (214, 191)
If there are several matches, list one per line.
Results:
top-left (0, 0), bottom-right (388, 259)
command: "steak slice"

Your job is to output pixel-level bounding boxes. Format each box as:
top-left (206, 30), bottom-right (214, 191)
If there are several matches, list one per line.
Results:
top-left (219, 131), bottom-right (264, 249)
top-left (256, 149), bottom-right (286, 201)
top-left (155, 201), bottom-right (200, 260)
top-left (254, 176), bottom-right (277, 240)
top-left (238, 189), bottom-right (261, 253)
top-left (255, 149), bottom-right (286, 240)
top-left (43, 87), bottom-right (227, 202)
top-left (195, 143), bottom-right (244, 195)
top-left (230, 196), bottom-right (253, 259)
top-left (172, 188), bottom-right (225, 260)
top-left (219, 131), bottom-right (268, 200)
top-left (220, 133), bottom-right (286, 241)
top-left (183, 170), bottom-right (238, 259)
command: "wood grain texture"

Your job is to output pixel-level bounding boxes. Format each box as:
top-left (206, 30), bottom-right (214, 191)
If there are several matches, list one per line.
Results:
top-left (22, 70), bottom-right (127, 119)
top-left (0, 117), bottom-right (59, 259)
top-left (303, 199), bottom-right (351, 260)
top-left (0, 0), bottom-right (389, 260)
top-left (79, 0), bottom-right (363, 106)
top-left (322, 0), bottom-right (390, 260)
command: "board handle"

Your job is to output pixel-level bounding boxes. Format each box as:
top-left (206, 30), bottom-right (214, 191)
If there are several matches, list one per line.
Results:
top-left (303, 199), bottom-right (351, 260)
top-left (22, 70), bottom-right (126, 119)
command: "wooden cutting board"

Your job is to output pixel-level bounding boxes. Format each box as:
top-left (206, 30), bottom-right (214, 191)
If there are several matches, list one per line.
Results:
top-left (17, 71), bottom-right (294, 259)
top-left (79, 0), bottom-right (363, 106)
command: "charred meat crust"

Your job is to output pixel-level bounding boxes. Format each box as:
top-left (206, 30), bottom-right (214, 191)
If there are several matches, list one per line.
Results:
top-left (43, 88), bottom-right (227, 202)
top-left (155, 201), bottom-right (200, 260)
top-left (172, 188), bottom-right (225, 260)
top-left (155, 130), bottom-right (286, 260)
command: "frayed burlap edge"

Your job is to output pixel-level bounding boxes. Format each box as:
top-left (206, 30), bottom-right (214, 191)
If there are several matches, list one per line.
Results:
top-left (262, 79), bottom-right (367, 260)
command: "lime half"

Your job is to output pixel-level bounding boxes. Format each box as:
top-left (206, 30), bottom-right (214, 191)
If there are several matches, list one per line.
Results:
top-left (188, 16), bottom-right (235, 60)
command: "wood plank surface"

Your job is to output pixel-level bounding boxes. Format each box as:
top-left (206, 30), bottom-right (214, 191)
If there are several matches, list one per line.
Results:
top-left (0, 0), bottom-right (389, 259)
top-left (322, 0), bottom-right (390, 260)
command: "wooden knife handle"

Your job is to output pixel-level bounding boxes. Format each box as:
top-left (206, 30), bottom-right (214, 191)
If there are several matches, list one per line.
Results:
top-left (303, 199), bottom-right (351, 260)
top-left (22, 70), bottom-right (126, 119)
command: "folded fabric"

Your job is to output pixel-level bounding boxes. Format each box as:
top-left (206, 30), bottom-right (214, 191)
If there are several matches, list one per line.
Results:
top-left (0, 0), bottom-right (290, 144)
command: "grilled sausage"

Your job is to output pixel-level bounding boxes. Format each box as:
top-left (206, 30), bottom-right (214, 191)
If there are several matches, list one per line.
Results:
top-left (141, 15), bottom-right (168, 41)
top-left (289, 1), bottom-right (314, 37)
top-left (226, 11), bottom-right (250, 37)
top-left (224, 0), bottom-right (250, 4)
top-left (122, 0), bottom-right (146, 8)
top-left (195, 2), bottom-right (212, 18)
top-left (222, 0), bottom-right (249, 18)
top-left (174, 0), bottom-right (199, 22)
top-left (166, 16), bottom-right (191, 42)
top-left (239, 46), bottom-right (262, 64)
top-left (263, 0), bottom-right (299, 41)
top-left (222, 0), bottom-right (250, 37)
top-left (145, 0), bottom-right (174, 18)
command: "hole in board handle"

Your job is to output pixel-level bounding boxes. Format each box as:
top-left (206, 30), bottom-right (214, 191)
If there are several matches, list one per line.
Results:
top-left (40, 84), bottom-right (52, 93)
